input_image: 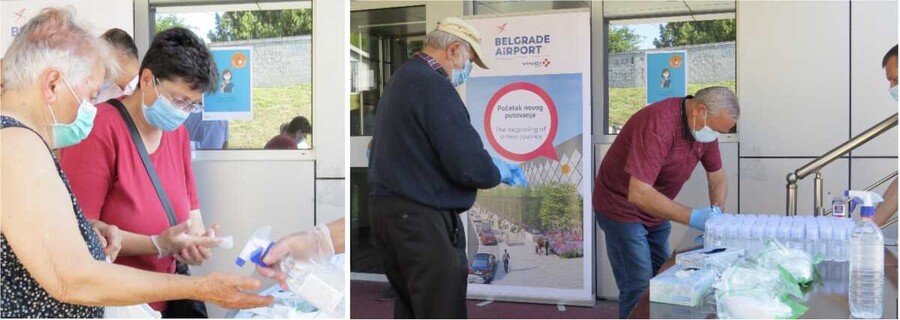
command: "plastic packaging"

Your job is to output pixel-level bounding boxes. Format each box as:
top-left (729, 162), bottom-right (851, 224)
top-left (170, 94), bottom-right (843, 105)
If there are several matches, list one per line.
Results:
top-left (676, 247), bottom-right (745, 274)
top-left (714, 262), bottom-right (807, 319)
top-left (650, 265), bottom-right (717, 307)
top-left (754, 240), bottom-right (821, 284)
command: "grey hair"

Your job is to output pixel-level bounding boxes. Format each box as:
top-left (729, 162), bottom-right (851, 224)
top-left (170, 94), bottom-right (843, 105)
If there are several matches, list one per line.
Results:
top-left (2, 7), bottom-right (118, 92)
top-left (695, 86), bottom-right (740, 120)
top-left (425, 29), bottom-right (471, 59)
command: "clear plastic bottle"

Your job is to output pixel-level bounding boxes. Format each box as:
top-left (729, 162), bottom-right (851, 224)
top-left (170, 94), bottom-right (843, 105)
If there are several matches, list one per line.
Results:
top-left (777, 217), bottom-right (792, 247)
top-left (848, 208), bottom-right (884, 318)
top-left (832, 218), bottom-right (848, 262)
top-left (739, 215), bottom-right (755, 251)
top-left (819, 217), bottom-right (834, 261)
top-left (726, 215), bottom-right (741, 248)
top-left (765, 218), bottom-right (779, 243)
top-left (789, 219), bottom-right (805, 251)
top-left (704, 213), bottom-right (722, 248)
top-left (805, 220), bottom-right (820, 258)
top-left (751, 219), bottom-right (766, 255)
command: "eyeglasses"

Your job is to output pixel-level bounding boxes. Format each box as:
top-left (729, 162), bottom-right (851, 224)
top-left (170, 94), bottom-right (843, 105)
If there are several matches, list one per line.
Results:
top-left (154, 78), bottom-right (203, 112)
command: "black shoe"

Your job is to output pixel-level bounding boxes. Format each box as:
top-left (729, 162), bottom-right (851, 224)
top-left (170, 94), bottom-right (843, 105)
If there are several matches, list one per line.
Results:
top-left (377, 285), bottom-right (396, 301)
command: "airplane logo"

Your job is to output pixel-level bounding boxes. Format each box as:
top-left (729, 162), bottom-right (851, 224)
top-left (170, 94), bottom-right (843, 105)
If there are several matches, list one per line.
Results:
top-left (14, 9), bottom-right (26, 23)
top-left (495, 23), bottom-right (507, 34)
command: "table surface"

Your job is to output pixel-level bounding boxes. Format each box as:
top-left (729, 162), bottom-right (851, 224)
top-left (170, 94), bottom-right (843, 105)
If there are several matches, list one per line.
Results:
top-left (630, 245), bottom-right (899, 319)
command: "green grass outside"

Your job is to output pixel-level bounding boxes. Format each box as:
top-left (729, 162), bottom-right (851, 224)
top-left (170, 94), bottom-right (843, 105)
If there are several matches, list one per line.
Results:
top-left (227, 83), bottom-right (313, 149)
top-left (608, 80), bottom-right (736, 131)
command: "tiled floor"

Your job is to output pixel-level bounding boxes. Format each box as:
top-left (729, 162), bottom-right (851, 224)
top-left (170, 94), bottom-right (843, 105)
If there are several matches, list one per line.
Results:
top-left (350, 280), bottom-right (619, 319)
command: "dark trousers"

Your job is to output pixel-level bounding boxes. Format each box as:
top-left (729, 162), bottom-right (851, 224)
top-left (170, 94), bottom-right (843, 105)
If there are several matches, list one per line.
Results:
top-left (370, 196), bottom-right (468, 319)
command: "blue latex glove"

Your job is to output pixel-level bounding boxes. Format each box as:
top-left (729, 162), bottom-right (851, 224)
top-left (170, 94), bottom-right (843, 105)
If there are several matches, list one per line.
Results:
top-left (509, 164), bottom-right (528, 188)
top-left (689, 206), bottom-right (722, 231)
top-left (492, 157), bottom-right (512, 182)
top-left (492, 157), bottom-right (528, 187)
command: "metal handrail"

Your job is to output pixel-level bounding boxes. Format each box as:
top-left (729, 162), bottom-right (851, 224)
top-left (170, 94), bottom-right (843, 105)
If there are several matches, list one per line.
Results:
top-left (786, 113), bottom-right (899, 215)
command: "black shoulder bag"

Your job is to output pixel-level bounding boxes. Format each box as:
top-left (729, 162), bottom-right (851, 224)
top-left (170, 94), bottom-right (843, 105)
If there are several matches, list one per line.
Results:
top-left (109, 99), bottom-right (209, 318)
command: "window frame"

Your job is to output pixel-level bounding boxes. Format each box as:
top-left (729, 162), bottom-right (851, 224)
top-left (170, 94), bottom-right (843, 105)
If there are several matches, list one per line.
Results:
top-left (596, 11), bottom-right (740, 144)
top-left (146, 0), bottom-right (317, 158)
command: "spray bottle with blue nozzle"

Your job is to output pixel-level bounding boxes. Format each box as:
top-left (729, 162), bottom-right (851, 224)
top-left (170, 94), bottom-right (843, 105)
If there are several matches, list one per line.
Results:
top-left (236, 226), bottom-right (344, 317)
top-left (845, 190), bottom-right (885, 318)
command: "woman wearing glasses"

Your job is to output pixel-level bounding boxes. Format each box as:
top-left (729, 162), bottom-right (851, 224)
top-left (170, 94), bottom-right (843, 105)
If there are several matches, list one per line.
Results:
top-left (58, 27), bottom-right (223, 316)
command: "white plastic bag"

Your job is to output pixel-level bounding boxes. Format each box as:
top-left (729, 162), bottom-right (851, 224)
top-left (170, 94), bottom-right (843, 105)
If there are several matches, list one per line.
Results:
top-left (714, 263), bottom-right (807, 319)
top-left (755, 239), bottom-right (821, 284)
top-left (104, 304), bottom-right (161, 318)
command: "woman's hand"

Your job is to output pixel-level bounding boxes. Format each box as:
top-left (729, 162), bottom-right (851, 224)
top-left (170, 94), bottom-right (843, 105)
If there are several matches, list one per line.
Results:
top-left (195, 272), bottom-right (274, 310)
top-left (153, 220), bottom-right (220, 258)
top-left (90, 220), bottom-right (122, 262)
top-left (174, 225), bottom-right (219, 266)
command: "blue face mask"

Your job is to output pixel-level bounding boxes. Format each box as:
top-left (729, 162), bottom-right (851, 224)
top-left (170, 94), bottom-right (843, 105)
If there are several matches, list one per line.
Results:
top-left (890, 86), bottom-right (898, 102)
top-left (142, 79), bottom-right (189, 131)
top-left (691, 111), bottom-right (720, 143)
top-left (451, 60), bottom-right (472, 87)
top-left (48, 76), bottom-right (97, 149)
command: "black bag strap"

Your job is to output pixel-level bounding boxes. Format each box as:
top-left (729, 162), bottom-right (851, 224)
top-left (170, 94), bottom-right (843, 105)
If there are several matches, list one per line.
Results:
top-left (108, 99), bottom-right (178, 227)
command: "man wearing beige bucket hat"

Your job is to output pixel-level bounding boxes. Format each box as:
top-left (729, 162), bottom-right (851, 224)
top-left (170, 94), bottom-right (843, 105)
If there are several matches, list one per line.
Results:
top-left (368, 17), bottom-right (526, 318)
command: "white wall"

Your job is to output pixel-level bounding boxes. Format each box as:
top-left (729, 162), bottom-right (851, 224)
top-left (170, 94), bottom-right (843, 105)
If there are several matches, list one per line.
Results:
top-left (850, 0), bottom-right (898, 157)
top-left (0, 0), bottom-right (134, 53)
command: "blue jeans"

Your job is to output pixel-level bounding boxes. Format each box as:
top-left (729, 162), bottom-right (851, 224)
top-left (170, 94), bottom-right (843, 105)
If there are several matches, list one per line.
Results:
top-left (596, 211), bottom-right (671, 318)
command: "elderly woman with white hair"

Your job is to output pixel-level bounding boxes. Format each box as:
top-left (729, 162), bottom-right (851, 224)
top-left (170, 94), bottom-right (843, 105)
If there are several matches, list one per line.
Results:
top-left (0, 8), bottom-right (273, 318)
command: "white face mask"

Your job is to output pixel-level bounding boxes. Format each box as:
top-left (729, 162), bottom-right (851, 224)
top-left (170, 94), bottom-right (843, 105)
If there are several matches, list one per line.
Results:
top-left (890, 85), bottom-right (898, 102)
top-left (691, 110), bottom-right (720, 143)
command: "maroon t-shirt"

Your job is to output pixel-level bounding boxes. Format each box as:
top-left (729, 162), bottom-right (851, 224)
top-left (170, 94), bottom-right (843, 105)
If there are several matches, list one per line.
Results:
top-left (593, 96), bottom-right (722, 227)
top-left (264, 134), bottom-right (298, 149)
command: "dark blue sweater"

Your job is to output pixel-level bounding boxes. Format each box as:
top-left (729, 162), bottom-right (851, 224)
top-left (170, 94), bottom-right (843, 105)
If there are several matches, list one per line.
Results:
top-left (369, 57), bottom-right (501, 210)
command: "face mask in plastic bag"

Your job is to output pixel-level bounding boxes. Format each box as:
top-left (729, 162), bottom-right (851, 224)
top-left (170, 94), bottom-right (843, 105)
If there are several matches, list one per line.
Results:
top-left (714, 264), bottom-right (808, 319)
top-left (754, 239), bottom-right (822, 284)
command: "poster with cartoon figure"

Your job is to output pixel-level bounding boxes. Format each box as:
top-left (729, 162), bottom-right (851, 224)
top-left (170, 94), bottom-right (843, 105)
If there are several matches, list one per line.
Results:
top-left (646, 51), bottom-right (687, 105)
top-left (203, 47), bottom-right (252, 120)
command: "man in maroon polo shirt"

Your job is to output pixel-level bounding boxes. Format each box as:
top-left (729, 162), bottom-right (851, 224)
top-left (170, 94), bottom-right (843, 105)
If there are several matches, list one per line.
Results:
top-left (593, 86), bottom-right (739, 318)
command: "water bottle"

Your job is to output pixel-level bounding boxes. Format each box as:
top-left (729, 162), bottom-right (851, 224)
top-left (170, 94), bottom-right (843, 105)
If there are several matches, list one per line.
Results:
top-left (833, 218), bottom-right (848, 262)
top-left (790, 219), bottom-right (805, 251)
top-left (704, 214), bottom-right (722, 248)
top-left (818, 217), bottom-right (833, 261)
top-left (751, 219), bottom-right (766, 256)
top-left (848, 199), bottom-right (884, 318)
top-left (806, 220), bottom-right (822, 258)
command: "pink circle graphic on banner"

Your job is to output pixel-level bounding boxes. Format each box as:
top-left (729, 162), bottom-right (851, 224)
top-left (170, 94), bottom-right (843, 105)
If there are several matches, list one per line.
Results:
top-left (484, 82), bottom-right (559, 162)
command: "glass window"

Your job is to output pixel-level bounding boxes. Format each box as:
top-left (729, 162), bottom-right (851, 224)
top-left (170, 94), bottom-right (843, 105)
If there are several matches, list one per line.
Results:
top-left (153, 2), bottom-right (313, 150)
top-left (349, 6), bottom-right (426, 136)
top-left (605, 16), bottom-right (737, 134)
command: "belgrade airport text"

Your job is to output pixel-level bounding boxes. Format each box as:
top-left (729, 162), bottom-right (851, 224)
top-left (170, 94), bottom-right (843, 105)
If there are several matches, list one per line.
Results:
top-left (495, 34), bottom-right (550, 56)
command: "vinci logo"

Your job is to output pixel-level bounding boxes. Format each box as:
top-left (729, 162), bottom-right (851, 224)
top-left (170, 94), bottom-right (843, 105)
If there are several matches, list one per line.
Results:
top-left (521, 58), bottom-right (551, 68)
